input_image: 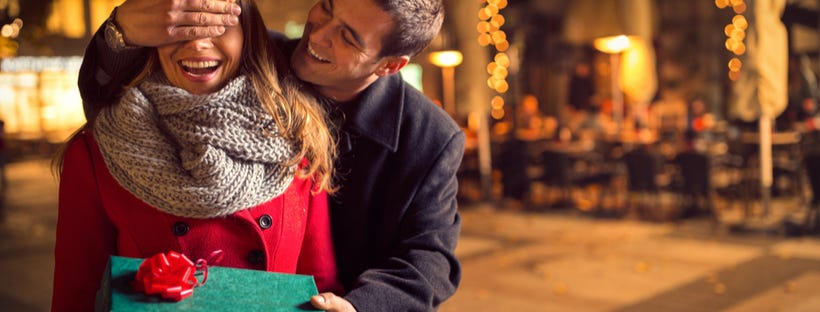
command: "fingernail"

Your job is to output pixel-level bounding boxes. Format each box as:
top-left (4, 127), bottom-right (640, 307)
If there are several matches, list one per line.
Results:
top-left (313, 295), bottom-right (325, 303)
top-left (232, 4), bottom-right (242, 15)
top-left (229, 16), bottom-right (239, 25)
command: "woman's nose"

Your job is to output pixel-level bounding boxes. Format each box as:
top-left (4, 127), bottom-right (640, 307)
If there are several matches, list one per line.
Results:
top-left (184, 38), bottom-right (215, 50)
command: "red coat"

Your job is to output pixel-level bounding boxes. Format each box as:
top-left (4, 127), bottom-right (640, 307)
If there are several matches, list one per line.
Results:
top-left (52, 131), bottom-right (340, 311)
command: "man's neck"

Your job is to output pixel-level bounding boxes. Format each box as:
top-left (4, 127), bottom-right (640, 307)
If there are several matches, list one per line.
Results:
top-left (318, 75), bottom-right (381, 103)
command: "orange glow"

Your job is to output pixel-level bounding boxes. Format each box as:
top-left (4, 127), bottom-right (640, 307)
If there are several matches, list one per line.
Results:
top-left (429, 50), bottom-right (463, 68)
top-left (732, 15), bottom-right (748, 29)
top-left (733, 43), bottom-right (746, 55)
top-left (491, 15), bottom-right (505, 27)
top-left (494, 53), bottom-right (510, 68)
top-left (728, 58), bottom-right (742, 71)
top-left (476, 21), bottom-right (490, 34)
top-left (495, 40), bottom-right (509, 52)
top-left (494, 80), bottom-right (509, 93)
top-left (491, 96), bottom-right (504, 109)
top-left (478, 33), bottom-right (492, 46)
top-left (593, 35), bottom-right (631, 54)
top-left (724, 24), bottom-right (735, 37)
top-left (733, 3), bottom-right (747, 14)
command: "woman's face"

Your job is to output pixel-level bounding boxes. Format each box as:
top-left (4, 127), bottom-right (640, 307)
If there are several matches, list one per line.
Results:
top-left (157, 23), bottom-right (243, 95)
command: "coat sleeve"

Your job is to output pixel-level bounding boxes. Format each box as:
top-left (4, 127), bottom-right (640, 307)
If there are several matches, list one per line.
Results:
top-left (78, 22), bottom-right (150, 120)
top-left (51, 133), bottom-right (118, 312)
top-left (345, 131), bottom-right (465, 311)
top-left (295, 187), bottom-right (343, 294)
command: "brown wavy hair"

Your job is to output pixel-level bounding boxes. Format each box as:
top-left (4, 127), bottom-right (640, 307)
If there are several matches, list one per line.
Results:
top-left (55, 0), bottom-right (336, 193)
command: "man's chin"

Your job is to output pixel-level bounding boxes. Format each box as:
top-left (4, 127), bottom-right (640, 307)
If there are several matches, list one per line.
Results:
top-left (290, 63), bottom-right (320, 86)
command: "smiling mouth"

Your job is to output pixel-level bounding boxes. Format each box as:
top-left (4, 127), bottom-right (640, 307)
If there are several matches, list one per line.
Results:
top-left (307, 44), bottom-right (330, 63)
top-left (179, 60), bottom-right (221, 76)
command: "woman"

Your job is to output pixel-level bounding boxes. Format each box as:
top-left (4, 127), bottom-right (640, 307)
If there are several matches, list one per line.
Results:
top-left (51, 0), bottom-right (339, 310)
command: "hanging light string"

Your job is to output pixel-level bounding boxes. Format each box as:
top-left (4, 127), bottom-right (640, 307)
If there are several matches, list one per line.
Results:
top-left (716, 0), bottom-right (748, 81)
top-left (477, 0), bottom-right (510, 121)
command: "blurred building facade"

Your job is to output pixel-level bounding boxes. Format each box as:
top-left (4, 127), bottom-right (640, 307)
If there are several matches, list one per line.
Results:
top-left (0, 0), bottom-right (818, 158)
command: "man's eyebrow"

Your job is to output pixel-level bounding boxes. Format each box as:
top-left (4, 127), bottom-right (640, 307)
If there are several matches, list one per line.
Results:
top-left (329, 0), bottom-right (366, 48)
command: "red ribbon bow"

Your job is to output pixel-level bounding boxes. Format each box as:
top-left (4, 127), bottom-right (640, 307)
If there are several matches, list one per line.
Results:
top-left (132, 250), bottom-right (223, 301)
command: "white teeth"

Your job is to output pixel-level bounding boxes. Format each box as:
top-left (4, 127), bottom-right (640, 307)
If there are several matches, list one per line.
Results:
top-left (307, 44), bottom-right (329, 62)
top-left (180, 60), bottom-right (219, 68)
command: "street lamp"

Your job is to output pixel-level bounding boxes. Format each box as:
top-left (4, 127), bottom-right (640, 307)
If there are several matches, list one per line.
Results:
top-left (429, 50), bottom-right (463, 116)
top-left (594, 35), bottom-right (631, 132)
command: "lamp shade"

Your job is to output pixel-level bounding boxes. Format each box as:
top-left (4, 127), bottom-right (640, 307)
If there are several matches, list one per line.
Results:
top-left (563, 0), bottom-right (655, 44)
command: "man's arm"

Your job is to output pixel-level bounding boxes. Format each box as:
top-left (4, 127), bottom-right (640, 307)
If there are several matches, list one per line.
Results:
top-left (350, 132), bottom-right (465, 311)
top-left (77, 27), bottom-right (147, 118)
top-left (312, 130), bottom-right (465, 312)
top-left (78, 0), bottom-right (241, 118)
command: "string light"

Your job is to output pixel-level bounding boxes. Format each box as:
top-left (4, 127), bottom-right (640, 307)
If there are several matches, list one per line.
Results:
top-left (717, 0), bottom-right (747, 81)
top-left (476, 0), bottom-right (510, 120)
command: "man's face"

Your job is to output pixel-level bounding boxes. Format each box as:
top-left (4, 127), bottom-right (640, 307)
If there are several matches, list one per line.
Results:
top-left (291, 0), bottom-right (400, 102)
top-left (157, 24), bottom-right (243, 95)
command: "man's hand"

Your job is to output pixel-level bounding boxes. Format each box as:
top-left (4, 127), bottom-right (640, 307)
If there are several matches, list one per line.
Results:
top-left (310, 292), bottom-right (357, 312)
top-left (116, 0), bottom-right (241, 47)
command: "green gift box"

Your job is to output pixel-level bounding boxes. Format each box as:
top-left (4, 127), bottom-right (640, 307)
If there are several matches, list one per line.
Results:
top-left (97, 255), bottom-right (320, 311)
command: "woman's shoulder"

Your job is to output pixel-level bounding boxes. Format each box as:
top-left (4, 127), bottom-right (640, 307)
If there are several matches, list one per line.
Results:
top-left (65, 129), bottom-right (92, 150)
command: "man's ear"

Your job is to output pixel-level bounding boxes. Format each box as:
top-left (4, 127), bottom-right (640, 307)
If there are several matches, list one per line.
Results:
top-left (375, 56), bottom-right (410, 77)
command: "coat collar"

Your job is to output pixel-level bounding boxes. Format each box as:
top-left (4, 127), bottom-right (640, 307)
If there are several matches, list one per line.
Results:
top-left (332, 75), bottom-right (404, 153)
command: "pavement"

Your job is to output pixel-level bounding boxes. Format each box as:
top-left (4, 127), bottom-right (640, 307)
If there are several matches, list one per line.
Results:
top-left (1, 158), bottom-right (820, 311)
top-left (0, 158), bottom-right (58, 312)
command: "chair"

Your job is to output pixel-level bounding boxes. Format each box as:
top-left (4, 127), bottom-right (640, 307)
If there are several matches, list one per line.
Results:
top-left (497, 138), bottom-right (532, 203)
top-left (622, 146), bottom-right (673, 221)
top-left (573, 149), bottom-right (623, 216)
top-left (712, 141), bottom-right (760, 218)
top-left (803, 153), bottom-right (820, 234)
top-left (539, 149), bottom-right (574, 208)
top-left (674, 150), bottom-right (714, 219)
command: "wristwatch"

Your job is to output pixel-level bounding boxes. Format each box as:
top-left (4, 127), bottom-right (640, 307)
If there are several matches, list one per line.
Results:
top-left (104, 7), bottom-right (137, 52)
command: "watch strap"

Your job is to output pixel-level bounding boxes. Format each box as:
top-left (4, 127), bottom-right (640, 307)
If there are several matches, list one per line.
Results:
top-left (104, 7), bottom-right (138, 52)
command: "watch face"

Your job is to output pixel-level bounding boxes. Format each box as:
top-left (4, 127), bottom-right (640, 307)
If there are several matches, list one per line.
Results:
top-left (105, 20), bottom-right (126, 50)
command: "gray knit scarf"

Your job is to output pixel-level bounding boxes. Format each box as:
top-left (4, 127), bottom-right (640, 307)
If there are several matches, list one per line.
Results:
top-left (94, 74), bottom-right (296, 218)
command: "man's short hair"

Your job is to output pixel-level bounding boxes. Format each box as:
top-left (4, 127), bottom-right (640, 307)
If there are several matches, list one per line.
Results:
top-left (374, 0), bottom-right (444, 58)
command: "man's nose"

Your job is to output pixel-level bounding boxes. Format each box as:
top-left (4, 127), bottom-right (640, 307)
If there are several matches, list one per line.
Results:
top-left (308, 21), bottom-right (334, 48)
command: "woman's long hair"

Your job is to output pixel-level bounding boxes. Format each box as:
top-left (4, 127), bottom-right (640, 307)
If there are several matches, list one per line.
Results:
top-left (237, 0), bottom-right (336, 193)
top-left (55, 0), bottom-right (336, 193)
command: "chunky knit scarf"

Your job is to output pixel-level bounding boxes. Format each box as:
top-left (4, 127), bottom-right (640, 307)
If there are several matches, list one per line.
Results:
top-left (94, 74), bottom-right (296, 218)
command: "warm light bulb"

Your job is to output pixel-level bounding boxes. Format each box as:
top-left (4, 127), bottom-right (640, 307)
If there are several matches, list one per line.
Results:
top-left (486, 62), bottom-right (498, 75)
top-left (478, 34), bottom-right (492, 47)
top-left (728, 58), bottom-right (742, 71)
top-left (429, 50), bottom-right (463, 68)
top-left (593, 35), bottom-right (631, 54)
top-left (494, 53), bottom-right (510, 68)
top-left (495, 40), bottom-right (509, 52)
top-left (732, 15), bottom-right (748, 30)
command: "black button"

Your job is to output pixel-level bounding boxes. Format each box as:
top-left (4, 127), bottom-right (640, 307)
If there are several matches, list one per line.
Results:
top-left (258, 214), bottom-right (273, 229)
top-left (247, 250), bottom-right (265, 265)
top-left (172, 222), bottom-right (189, 236)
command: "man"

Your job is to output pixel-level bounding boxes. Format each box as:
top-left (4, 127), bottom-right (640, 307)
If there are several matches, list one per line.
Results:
top-left (78, 0), bottom-right (464, 311)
